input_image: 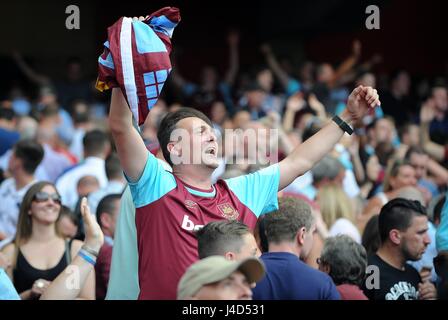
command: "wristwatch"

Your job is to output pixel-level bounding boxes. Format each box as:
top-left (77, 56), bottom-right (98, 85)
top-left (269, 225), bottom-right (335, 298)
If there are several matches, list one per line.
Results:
top-left (332, 115), bottom-right (354, 135)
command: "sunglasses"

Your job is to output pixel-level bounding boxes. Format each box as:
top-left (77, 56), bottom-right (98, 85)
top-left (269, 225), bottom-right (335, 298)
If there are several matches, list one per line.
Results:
top-left (33, 191), bottom-right (62, 205)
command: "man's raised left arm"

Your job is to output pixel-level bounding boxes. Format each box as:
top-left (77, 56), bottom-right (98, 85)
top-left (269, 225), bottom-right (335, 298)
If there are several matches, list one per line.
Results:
top-left (278, 85), bottom-right (380, 190)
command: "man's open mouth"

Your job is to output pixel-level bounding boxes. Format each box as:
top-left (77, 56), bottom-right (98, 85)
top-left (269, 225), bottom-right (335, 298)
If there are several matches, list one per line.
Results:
top-left (205, 147), bottom-right (216, 156)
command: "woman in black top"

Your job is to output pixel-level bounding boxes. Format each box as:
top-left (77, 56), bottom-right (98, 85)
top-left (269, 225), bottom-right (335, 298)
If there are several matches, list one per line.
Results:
top-left (1, 181), bottom-right (94, 299)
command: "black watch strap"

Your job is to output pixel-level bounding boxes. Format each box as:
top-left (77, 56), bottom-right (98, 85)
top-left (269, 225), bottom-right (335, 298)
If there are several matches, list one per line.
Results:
top-left (332, 115), bottom-right (354, 135)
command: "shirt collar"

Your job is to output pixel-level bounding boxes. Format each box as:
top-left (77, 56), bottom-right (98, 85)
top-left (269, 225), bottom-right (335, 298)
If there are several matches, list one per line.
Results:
top-left (104, 236), bottom-right (114, 246)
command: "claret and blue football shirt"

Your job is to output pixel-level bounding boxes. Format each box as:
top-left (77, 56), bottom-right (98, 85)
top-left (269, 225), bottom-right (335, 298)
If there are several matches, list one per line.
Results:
top-left (107, 152), bottom-right (279, 299)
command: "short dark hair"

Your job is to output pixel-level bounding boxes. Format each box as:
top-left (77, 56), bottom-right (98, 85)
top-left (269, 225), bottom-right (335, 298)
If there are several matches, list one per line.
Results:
top-left (390, 69), bottom-right (408, 83)
top-left (362, 215), bottom-right (380, 256)
top-left (83, 129), bottom-right (109, 156)
top-left (434, 252), bottom-right (448, 285)
top-left (264, 197), bottom-right (314, 244)
top-left (196, 220), bottom-right (250, 259)
top-left (378, 198), bottom-right (427, 243)
top-left (70, 100), bottom-right (90, 124)
top-left (244, 81), bottom-right (266, 93)
top-left (66, 56), bottom-right (82, 66)
top-left (404, 145), bottom-right (426, 161)
top-left (316, 63), bottom-right (332, 77)
top-left (105, 153), bottom-right (122, 180)
top-left (432, 78), bottom-right (447, 91)
top-left (397, 123), bottom-right (414, 140)
top-left (320, 235), bottom-right (367, 286)
top-left (60, 205), bottom-right (79, 227)
top-left (0, 107), bottom-right (15, 121)
top-left (301, 119), bottom-right (321, 142)
top-left (375, 142), bottom-right (396, 167)
top-left (13, 139), bottom-right (44, 175)
top-left (157, 108), bottom-right (212, 166)
top-left (96, 194), bottom-right (121, 229)
top-left (254, 215), bottom-right (269, 253)
top-left (40, 103), bottom-right (59, 119)
top-left (433, 195), bottom-right (446, 225)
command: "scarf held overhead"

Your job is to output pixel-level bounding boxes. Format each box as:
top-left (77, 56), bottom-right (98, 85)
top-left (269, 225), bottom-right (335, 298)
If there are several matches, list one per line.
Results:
top-left (96, 7), bottom-right (180, 125)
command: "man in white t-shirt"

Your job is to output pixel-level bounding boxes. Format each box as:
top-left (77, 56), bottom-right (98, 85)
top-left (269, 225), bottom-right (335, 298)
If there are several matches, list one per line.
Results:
top-left (56, 129), bottom-right (110, 210)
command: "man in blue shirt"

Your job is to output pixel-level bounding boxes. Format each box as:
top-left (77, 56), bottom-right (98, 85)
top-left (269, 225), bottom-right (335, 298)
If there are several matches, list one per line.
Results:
top-left (0, 107), bottom-right (20, 157)
top-left (252, 197), bottom-right (340, 300)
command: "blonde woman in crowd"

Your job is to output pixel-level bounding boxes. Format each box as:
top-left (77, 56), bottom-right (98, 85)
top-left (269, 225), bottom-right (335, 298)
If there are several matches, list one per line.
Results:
top-left (360, 159), bottom-right (417, 232)
top-left (316, 184), bottom-right (361, 243)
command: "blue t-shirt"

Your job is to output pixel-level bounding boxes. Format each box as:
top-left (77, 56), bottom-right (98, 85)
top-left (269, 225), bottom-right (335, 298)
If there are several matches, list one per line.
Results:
top-left (108, 154), bottom-right (280, 299)
top-left (0, 128), bottom-right (20, 157)
top-left (436, 191), bottom-right (448, 252)
top-left (252, 252), bottom-right (340, 300)
top-left (0, 268), bottom-right (20, 300)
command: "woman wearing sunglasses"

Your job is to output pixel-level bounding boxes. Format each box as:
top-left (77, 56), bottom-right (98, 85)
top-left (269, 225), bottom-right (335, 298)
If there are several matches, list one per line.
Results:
top-left (0, 181), bottom-right (95, 299)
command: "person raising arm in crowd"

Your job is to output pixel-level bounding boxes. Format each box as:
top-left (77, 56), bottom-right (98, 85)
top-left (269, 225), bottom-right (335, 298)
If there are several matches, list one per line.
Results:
top-left (108, 48), bottom-right (379, 300)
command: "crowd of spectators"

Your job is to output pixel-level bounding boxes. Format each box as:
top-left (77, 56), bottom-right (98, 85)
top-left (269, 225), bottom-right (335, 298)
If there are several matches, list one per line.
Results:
top-left (1, 30), bottom-right (448, 300)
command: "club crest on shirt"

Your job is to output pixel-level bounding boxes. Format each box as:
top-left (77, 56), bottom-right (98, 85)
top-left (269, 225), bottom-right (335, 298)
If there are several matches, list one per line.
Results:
top-left (184, 200), bottom-right (198, 210)
top-left (217, 203), bottom-right (239, 220)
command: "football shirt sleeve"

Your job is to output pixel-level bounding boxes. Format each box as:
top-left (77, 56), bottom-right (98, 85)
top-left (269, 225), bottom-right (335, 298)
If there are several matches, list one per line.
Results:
top-left (225, 164), bottom-right (280, 217)
top-left (126, 152), bottom-right (176, 208)
top-left (106, 186), bottom-right (139, 299)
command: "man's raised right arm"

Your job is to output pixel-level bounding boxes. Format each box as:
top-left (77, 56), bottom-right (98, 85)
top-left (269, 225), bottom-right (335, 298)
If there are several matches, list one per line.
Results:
top-left (108, 88), bottom-right (148, 182)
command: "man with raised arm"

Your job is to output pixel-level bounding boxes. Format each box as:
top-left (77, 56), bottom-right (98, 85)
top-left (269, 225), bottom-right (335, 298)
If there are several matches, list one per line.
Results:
top-left (108, 81), bottom-right (379, 299)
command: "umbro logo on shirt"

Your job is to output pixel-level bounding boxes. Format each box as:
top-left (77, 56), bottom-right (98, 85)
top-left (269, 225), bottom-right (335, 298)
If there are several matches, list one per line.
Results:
top-left (181, 215), bottom-right (204, 231)
top-left (184, 200), bottom-right (198, 210)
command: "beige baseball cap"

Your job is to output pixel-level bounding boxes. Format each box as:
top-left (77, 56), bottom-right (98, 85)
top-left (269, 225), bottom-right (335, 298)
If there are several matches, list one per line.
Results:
top-left (177, 256), bottom-right (265, 299)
